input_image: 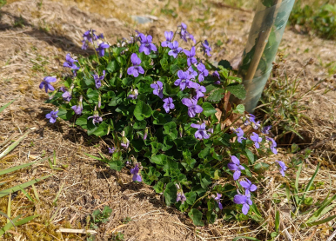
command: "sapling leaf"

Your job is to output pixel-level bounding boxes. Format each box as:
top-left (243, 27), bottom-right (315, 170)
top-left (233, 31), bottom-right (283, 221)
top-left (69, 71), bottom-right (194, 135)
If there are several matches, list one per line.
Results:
top-left (226, 84), bottom-right (246, 100)
top-left (232, 237), bottom-right (261, 241)
top-left (307, 214), bottom-right (336, 227)
top-left (275, 209), bottom-right (280, 232)
top-left (0, 99), bottom-right (15, 114)
top-left (206, 88), bottom-right (225, 103)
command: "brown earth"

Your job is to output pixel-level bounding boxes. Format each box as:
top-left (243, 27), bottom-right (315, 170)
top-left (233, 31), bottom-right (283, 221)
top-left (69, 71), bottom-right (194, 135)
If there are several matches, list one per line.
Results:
top-left (0, 0), bottom-right (336, 240)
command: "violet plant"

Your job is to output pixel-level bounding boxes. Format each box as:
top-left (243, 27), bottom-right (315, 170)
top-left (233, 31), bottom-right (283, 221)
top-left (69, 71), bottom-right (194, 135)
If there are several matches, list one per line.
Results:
top-left (40, 24), bottom-right (287, 226)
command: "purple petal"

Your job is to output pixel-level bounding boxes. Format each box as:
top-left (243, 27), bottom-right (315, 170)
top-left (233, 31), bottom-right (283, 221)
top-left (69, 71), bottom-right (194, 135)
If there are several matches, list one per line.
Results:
top-left (230, 155), bottom-right (240, 165)
top-left (233, 194), bottom-right (247, 204)
top-left (194, 105), bottom-right (203, 114)
top-left (227, 163), bottom-right (238, 171)
top-left (233, 170), bottom-right (241, 180)
top-left (182, 98), bottom-right (192, 107)
top-left (242, 203), bottom-right (250, 215)
top-left (240, 181), bottom-right (250, 189)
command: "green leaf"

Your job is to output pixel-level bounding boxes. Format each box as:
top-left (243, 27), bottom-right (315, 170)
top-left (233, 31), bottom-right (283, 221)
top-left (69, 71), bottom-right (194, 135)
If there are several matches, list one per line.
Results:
top-left (188, 209), bottom-right (204, 226)
top-left (160, 58), bottom-right (169, 71)
top-left (15, 215), bottom-right (38, 226)
top-left (185, 192), bottom-right (197, 205)
top-left (206, 88), bottom-right (225, 103)
top-left (170, 64), bottom-right (179, 75)
top-left (275, 209), bottom-right (280, 232)
top-left (0, 215), bottom-right (21, 236)
top-left (106, 60), bottom-right (118, 73)
top-left (245, 149), bottom-right (254, 164)
top-left (0, 99), bottom-right (15, 114)
top-left (150, 154), bottom-right (168, 165)
top-left (75, 114), bottom-right (90, 128)
top-left (108, 161), bottom-right (124, 171)
top-left (163, 122), bottom-right (178, 140)
top-left (134, 100), bottom-right (152, 121)
top-left (198, 146), bottom-right (211, 159)
top-left (134, 120), bottom-right (147, 130)
top-left (87, 88), bottom-right (99, 101)
top-left (164, 182), bottom-right (177, 206)
top-left (202, 102), bottom-right (217, 117)
top-left (233, 104), bottom-right (245, 114)
top-left (226, 84), bottom-right (246, 100)
top-left (307, 214), bottom-right (336, 227)
top-left (0, 175), bottom-right (51, 198)
top-left (90, 122), bottom-right (109, 137)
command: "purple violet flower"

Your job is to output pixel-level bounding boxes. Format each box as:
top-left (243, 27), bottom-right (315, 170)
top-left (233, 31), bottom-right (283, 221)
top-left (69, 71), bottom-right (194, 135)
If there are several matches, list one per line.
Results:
top-left (188, 82), bottom-right (206, 100)
top-left (163, 97), bottom-right (175, 113)
top-left (197, 63), bottom-right (209, 82)
top-left (97, 33), bottom-right (104, 39)
top-left (266, 136), bottom-right (277, 154)
top-left (233, 127), bottom-right (247, 143)
top-left (181, 98), bottom-right (203, 118)
top-left (63, 53), bottom-right (79, 71)
top-left (201, 40), bottom-right (212, 56)
top-left (96, 42), bottom-right (110, 57)
top-left (276, 161), bottom-right (287, 177)
top-left (174, 70), bottom-right (191, 91)
top-left (176, 192), bottom-right (186, 204)
top-left (62, 91), bottom-right (72, 102)
top-left (244, 114), bottom-right (256, 126)
top-left (46, 110), bottom-right (58, 124)
top-left (188, 66), bottom-right (198, 79)
top-left (178, 23), bottom-right (196, 43)
top-left (127, 89), bottom-right (139, 99)
top-left (228, 155), bottom-right (245, 180)
top-left (138, 33), bottom-right (157, 55)
top-left (240, 179), bottom-right (257, 195)
top-left (191, 123), bottom-right (212, 140)
top-left (183, 47), bottom-right (197, 66)
top-left (213, 71), bottom-right (221, 85)
top-left (83, 29), bottom-right (97, 43)
top-left (93, 70), bottom-right (106, 89)
top-left (88, 112), bottom-right (103, 125)
top-left (168, 41), bottom-right (183, 58)
top-left (81, 40), bottom-right (89, 50)
top-left (179, 22), bottom-right (188, 42)
top-left (39, 76), bottom-right (56, 93)
top-left (108, 147), bottom-right (115, 154)
top-left (59, 86), bottom-right (67, 93)
top-left (161, 31), bottom-right (174, 47)
top-left (150, 81), bottom-right (164, 99)
top-left (130, 164), bottom-right (142, 182)
top-left (262, 125), bottom-right (272, 135)
top-left (127, 53), bottom-right (144, 77)
top-left (71, 105), bottom-right (83, 115)
top-left (214, 193), bottom-right (223, 210)
top-left (250, 132), bottom-right (262, 149)
top-left (233, 193), bottom-right (253, 215)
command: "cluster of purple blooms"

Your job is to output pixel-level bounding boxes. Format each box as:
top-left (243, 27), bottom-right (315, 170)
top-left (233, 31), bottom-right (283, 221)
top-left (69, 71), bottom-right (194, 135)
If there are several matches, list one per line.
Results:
top-left (81, 29), bottom-right (109, 57)
top-left (125, 25), bottom-right (213, 141)
top-left (226, 114), bottom-right (287, 215)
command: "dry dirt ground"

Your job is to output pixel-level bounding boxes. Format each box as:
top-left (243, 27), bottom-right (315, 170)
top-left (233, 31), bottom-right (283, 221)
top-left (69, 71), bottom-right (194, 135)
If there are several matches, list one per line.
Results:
top-left (0, 0), bottom-right (336, 240)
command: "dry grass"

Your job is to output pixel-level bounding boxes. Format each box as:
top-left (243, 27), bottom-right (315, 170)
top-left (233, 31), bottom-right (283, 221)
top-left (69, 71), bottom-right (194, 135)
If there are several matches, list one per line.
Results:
top-left (0, 0), bottom-right (336, 240)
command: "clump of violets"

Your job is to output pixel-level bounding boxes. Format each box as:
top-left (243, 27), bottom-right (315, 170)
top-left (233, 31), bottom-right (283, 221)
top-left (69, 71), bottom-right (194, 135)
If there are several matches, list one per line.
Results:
top-left (39, 25), bottom-right (290, 225)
